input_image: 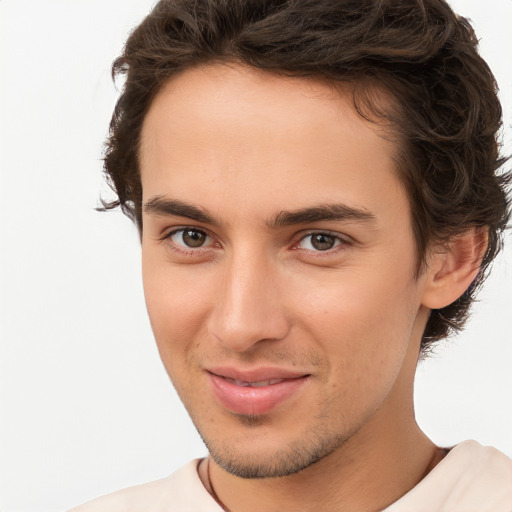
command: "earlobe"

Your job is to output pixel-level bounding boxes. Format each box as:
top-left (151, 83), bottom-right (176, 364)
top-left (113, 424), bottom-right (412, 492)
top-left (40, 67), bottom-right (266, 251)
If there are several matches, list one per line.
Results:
top-left (421, 227), bottom-right (488, 310)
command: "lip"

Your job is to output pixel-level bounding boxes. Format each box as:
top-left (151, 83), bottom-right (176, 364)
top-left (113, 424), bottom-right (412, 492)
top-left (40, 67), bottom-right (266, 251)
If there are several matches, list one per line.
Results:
top-left (206, 366), bottom-right (310, 416)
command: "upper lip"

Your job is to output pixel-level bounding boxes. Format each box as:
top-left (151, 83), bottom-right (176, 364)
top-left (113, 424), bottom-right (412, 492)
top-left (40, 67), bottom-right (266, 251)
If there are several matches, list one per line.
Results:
top-left (206, 366), bottom-right (310, 382)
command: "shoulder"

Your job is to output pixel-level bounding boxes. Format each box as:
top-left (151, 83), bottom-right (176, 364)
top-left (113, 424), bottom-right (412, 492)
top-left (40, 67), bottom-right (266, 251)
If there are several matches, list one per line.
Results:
top-left (386, 440), bottom-right (512, 512)
top-left (68, 459), bottom-right (223, 512)
top-left (443, 440), bottom-right (512, 500)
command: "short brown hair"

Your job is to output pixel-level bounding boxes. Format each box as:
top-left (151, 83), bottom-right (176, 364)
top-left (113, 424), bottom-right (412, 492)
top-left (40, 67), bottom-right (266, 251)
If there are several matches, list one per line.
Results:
top-left (101, 0), bottom-right (510, 351)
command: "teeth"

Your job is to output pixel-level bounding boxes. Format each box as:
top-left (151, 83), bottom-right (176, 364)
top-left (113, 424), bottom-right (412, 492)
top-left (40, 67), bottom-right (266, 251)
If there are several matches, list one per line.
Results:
top-left (225, 377), bottom-right (285, 387)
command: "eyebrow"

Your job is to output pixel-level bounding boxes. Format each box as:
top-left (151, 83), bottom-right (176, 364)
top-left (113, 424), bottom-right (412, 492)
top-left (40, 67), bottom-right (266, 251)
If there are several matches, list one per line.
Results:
top-left (144, 196), bottom-right (215, 224)
top-left (143, 196), bottom-right (376, 228)
top-left (269, 204), bottom-right (376, 228)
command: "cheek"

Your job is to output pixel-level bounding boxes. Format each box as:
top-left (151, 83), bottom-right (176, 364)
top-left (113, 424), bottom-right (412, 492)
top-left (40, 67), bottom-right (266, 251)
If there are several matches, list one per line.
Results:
top-left (295, 267), bottom-right (416, 334)
top-left (142, 255), bottom-right (211, 366)
top-left (292, 269), bottom-right (418, 384)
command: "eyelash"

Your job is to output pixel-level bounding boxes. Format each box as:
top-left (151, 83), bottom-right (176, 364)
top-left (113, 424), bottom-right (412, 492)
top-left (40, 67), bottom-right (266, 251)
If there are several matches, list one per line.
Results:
top-left (161, 227), bottom-right (351, 257)
top-left (294, 231), bottom-right (351, 256)
top-left (161, 227), bottom-right (218, 256)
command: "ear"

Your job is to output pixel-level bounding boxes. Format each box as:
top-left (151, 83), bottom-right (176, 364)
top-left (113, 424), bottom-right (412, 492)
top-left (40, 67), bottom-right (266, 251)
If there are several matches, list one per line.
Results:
top-left (421, 227), bottom-right (488, 309)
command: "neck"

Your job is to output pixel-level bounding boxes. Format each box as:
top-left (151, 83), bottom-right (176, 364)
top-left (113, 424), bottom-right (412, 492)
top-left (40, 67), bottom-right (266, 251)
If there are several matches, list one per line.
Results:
top-left (201, 415), bottom-right (441, 512)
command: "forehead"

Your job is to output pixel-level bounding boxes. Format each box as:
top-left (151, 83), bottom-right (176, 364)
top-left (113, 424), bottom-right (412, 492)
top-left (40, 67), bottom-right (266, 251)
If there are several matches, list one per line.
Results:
top-left (139, 64), bottom-right (406, 225)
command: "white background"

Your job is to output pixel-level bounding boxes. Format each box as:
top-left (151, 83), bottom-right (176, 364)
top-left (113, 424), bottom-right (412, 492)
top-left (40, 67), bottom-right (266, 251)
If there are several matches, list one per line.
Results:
top-left (0, 1), bottom-right (510, 510)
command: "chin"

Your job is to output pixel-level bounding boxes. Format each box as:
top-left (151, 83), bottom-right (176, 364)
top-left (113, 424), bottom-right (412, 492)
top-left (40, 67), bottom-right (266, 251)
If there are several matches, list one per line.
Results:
top-left (196, 417), bottom-right (348, 479)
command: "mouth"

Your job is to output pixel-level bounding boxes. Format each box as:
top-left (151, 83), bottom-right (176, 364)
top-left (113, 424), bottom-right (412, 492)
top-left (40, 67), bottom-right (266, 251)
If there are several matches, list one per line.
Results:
top-left (221, 377), bottom-right (289, 387)
top-left (206, 367), bottom-right (311, 416)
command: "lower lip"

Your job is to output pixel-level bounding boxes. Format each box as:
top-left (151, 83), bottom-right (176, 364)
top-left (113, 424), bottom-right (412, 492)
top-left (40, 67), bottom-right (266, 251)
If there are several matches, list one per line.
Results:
top-left (208, 373), bottom-right (309, 416)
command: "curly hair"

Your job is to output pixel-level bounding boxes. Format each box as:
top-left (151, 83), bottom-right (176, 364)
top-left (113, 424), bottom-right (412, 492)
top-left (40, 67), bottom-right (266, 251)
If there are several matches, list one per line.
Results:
top-left (101, 0), bottom-right (510, 351)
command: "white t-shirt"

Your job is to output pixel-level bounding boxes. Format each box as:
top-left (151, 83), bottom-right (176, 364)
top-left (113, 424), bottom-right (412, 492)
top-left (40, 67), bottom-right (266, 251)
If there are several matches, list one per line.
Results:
top-left (69, 440), bottom-right (512, 511)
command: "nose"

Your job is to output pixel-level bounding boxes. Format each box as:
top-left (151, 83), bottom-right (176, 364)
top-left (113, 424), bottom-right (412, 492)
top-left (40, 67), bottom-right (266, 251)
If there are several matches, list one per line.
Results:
top-left (207, 248), bottom-right (290, 353)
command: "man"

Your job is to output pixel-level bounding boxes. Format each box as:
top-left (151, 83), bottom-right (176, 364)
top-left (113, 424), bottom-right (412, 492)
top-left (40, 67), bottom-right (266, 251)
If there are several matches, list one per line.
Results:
top-left (71, 0), bottom-right (512, 510)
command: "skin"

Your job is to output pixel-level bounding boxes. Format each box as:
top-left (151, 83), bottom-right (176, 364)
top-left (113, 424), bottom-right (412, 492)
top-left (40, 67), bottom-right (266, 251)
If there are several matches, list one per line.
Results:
top-left (139, 64), bottom-right (481, 511)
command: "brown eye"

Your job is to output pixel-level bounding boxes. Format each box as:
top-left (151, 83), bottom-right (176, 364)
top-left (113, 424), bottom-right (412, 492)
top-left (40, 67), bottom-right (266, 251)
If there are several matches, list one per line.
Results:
top-left (298, 233), bottom-right (342, 251)
top-left (170, 229), bottom-right (211, 249)
top-left (311, 234), bottom-right (336, 250)
top-left (182, 229), bottom-right (206, 247)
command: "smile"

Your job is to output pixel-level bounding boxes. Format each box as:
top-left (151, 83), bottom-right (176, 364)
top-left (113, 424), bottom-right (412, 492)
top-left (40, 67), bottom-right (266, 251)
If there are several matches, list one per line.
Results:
top-left (223, 377), bottom-right (286, 387)
top-left (206, 368), bottom-right (310, 416)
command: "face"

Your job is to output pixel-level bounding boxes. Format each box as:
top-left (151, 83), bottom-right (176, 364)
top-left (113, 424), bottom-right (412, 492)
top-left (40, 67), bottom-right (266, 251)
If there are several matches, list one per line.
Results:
top-left (140, 64), bottom-right (431, 478)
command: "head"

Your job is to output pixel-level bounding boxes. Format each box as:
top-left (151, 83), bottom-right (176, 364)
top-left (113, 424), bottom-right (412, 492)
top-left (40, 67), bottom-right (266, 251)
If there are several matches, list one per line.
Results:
top-left (101, 0), bottom-right (510, 479)
top-left (103, 0), bottom-right (509, 352)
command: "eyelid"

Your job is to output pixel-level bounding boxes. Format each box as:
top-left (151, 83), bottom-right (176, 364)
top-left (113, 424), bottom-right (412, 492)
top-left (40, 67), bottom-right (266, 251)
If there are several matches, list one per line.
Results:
top-left (293, 230), bottom-right (353, 253)
top-left (160, 225), bottom-right (211, 241)
top-left (158, 225), bottom-right (352, 256)
top-left (160, 226), bottom-right (221, 253)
